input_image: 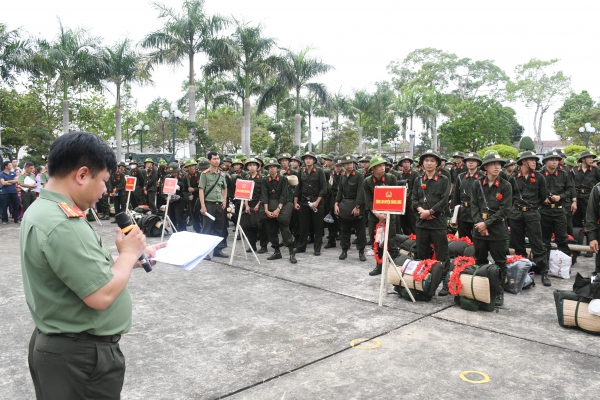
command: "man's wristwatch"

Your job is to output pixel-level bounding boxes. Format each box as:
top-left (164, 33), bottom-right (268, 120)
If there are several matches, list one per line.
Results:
top-left (278, 205), bottom-right (282, 210)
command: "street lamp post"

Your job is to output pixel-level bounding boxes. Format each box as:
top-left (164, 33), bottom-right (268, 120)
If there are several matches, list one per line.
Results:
top-left (579, 123), bottom-right (596, 148)
top-left (408, 130), bottom-right (416, 159)
top-left (134, 121), bottom-right (150, 153)
top-left (319, 120), bottom-right (330, 153)
top-left (391, 139), bottom-right (401, 161)
top-left (162, 106), bottom-right (183, 159)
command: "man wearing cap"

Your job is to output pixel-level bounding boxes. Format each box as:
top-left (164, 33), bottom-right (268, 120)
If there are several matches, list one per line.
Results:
top-left (323, 153), bottom-right (340, 249)
top-left (540, 150), bottom-right (572, 265)
top-left (364, 155), bottom-right (399, 276)
top-left (278, 153), bottom-right (296, 177)
top-left (163, 162), bottom-right (187, 232)
top-left (335, 154), bottom-right (367, 261)
top-left (144, 158), bottom-right (158, 214)
top-left (563, 155), bottom-right (578, 235)
top-left (451, 152), bottom-right (482, 239)
top-left (397, 156), bottom-right (417, 236)
top-left (504, 159), bottom-right (516, 176)
top-left (451, 151), bottom-right (466, 186)
top-left (110, 162), bottom-right (127, 218)
top-left (411, 150), bottom-right (451, 293)
top-left (157, 159), bottom-right (168, 210)
top-left (133, 161), bottom-right (147, 208)
top-left (470, 153), bottom-right (512, 306)
top-left (290, 155), bottom-right (302, 172)
top-left (182, 159), bottom-right (202, 233)
top-left (572, 150), bottom-right (600, 230)
top-left (199, 151), bottom-right (228, 258)
top-left (261, 158), bottom-right (296, 263)
top-left (240, 158), bottom-right (263, 252)
top-left (294, 152), bottom-right (327, 255)
top-left (508, 151), bottom-right (551, 286)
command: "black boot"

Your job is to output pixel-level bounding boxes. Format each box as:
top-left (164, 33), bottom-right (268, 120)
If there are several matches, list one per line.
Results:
top-left (267, 250), bottom-right (282, 260)
top-left (542, 273), bottom-right (551, 286)
top-left (307, 236), bottom-right (314, 244)
top-left (339, 250), bottom-right (348, 260)
top-left (359, 250), bottom-right (366, 262)
top-left (369, 263), bottom-right (382, 276)
top-left (438, 281), bottom-right (449, 296)
top-left (257, 246), bottom-right (268, 254)
top-left (289, 246), bottom-right (297, 264)
top-left (324, 242), bottom-right (336, 249)
top-left (495, 292), bottom-right (504, 307)
top-left (213, 248), bottom-right (228, 258)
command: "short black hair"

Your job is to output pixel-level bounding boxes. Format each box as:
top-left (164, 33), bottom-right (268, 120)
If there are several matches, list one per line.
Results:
top-left (48, 131), bottom-right (117, 178)
top-left (24, 161), bottom-right (34, 168)
top-left (3, 161), bottom-right (10, 169)
top-left (207, 151), bottom-right (219, 160)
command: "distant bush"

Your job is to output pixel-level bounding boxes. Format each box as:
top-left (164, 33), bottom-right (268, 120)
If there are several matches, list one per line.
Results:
top-left (519, 136), bottom-right (535, 151)
top-left (478, 144), bottom-right (519, 160)
top-left (563, 145), bottom-right (593, 156)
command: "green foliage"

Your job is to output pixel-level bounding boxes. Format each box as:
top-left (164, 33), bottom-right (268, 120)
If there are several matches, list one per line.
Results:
top-left (562, 145), bottom-right (592, 157)
top-left (207, 106), bottom-right (242, 153)
top-left (519, 136), bottom-right (535, 151)
top-left (322, 123), bottom-right (358, 154)
top-left (477, 144), bottom-right (518, 160)
top-left (21, 126), bottom-right (54, 166)
top-left (553, 91), bottom-right (600, 149)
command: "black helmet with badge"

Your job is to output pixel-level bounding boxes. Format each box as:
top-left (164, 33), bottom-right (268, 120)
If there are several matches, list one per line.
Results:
top-left (463, 152), bottom-right (482, 165)
top-left (396, 155), bottom-right (414, 166)
top-left (301, 151), bottom-right (318, 162)
top-left (167, 162), bottom-right (180, 173)
top-left (418, 149), bottom-right (442, 166)
top-left (517, 150), bottom-right (538, 165)
top-left (264, 158), bottom-right (281, 168)
top-left (577, 150), bottom-right (596, 163)
top-left (481, 152), bottom-right (506, 168)
top-left (543, 150), bottom-right (562, 163)
top-left (277, 153), bottom-right (292, 162)
top-left (340, 154), bottom-right (357, 164)
top-left (452, 151), bottom-right (465, 159)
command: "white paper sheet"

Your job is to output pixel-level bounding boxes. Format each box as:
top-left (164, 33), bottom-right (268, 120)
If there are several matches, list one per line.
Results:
top-left (152, 231), bottom-right (223, 270)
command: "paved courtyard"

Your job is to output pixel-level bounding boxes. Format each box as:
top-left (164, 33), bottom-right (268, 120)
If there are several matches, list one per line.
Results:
top-left (1, 219), bottom-right (599, 399)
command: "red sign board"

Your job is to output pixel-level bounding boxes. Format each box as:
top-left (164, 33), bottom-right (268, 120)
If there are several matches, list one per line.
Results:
top-left (234, 180), bottom-right (255, 200)
top-left (162, 178), bottom-right (177, 195)
top-left (125, 176), bottom-right (136, 192)
top-left (372, 186), bottom-right (407, 214)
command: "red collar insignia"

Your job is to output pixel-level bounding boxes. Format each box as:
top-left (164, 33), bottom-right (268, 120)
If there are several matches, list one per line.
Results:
top-left (482, 179), bottom-right (487, 185)
top-left (351, 171), bottom-right (356, 176)
top-left (517, 172), bottom-right (522, 178)
top-left (423, 175), bottom-right (428, 181)
top-left (494, 179), bottom-right (500, 187)
top-left (434, 175), bottom-right (438, 181)
top-left (58, 202), bottom-right (86, 218)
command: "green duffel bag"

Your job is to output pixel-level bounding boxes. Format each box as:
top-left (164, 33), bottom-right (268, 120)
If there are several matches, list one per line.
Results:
top-left (455, 264), bottom-right (501, 312)
top-left (400, 287), bottom-right (433, 302)
top-left (455, 294), bottom-right (496, 312)
top-left (554, 290), bottom-right (600, 334)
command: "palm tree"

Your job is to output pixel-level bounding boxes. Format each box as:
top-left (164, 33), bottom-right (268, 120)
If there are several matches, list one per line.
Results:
top-left (421, 90), bottom-right (452, 151)
top-left (258, 47), bottom-right (333, 155)
top-left (104, 38), bottom-right (151, 161)
top-left (141, 0), bottom-right (229, 157)
top-left (0, 23), bottom-right (34, 87)
top-left (367, 82), bottom-right (395, 153)
top-left (348, 90), bottom-right (371, 153)
top-left (37, 19), bottom-right (106, 134)
top-left (390, 88), bottom-right (428, 152)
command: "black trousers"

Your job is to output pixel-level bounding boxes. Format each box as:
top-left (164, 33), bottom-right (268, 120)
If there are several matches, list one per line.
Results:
top-left (509, 213), bottom-right (548, 274)
top-left (188, 196), bottom-right (201, 233)
top-left (415, 226), bottom-right (449, 271)
top-left (573, 196), bottom-right (588, 228)
top-left (100, 193), bottom-right (110, 216)
top-left (541, 209), bottom-right (570, 260)
top-left (29, 329), bottom-right (125, 400)
top-left (114, 195), bottom-right (127, 215)
top-left (202, 202), bottom-right (226, 249)
top-left (1, 192), bottom-right (19, 222)
top-left (167, 198), bottom-right (187, 232)
top-left (147, 190), bottom-right (157, 214)
top-left (297, 203), bottom-right (324, 252)
top-left (22, 190), bottom-right (37, 213)
top-left (326, 214), bottom-right (339, 245)
top-left (474, 237), bottom-right (507, 292)
top-left (398, 203), bottom-right (416, 235)
top-left (565, 206), bottom-right (573, 236)
top-left (340, 216), bottom-right (366, 251)
top-left (264, 203), bottom-right (294, 249)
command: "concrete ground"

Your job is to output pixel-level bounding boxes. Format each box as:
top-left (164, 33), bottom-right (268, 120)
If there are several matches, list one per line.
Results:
top-left (1, 218), bottom-right (600, 399)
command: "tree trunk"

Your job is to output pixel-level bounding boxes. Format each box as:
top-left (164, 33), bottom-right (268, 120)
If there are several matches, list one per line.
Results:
top-left (204, 119), bottom-right (209, 136)
top-left (62, 100), bottom-right (69, 134)
top-left (295, 114), bottom-right (302, 156)
top-left (377, 125), bottom-right (381, 154)
top-left (115, 84), bottom-right (122, 161)
top-left (431, 122), bottom-right (438, 152)
top-left (308, 113), bottom-right (312, 152)
top-left (534, 105), bottom-right (543, 153)
top-left (358, 126), bottom-right (363, 154)
top-left (188, 54), bottom-right (196, 158)
top-left (244, 98), bottom-right (251, 155)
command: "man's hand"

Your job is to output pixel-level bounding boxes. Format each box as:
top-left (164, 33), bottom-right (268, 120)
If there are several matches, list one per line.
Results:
top-left (310, 201), bottom-right (319, 211)
top-left (571, 202), bottom-right (577, 214)
top-left (551, 195), bottom-right (561, 203)
top-left (419, 209), bottom-right (432, 220)
top-left (115, 226), bottom-right (146, 260)
top-left (474, 222), bottom-right (487, 233)
top-left (352, 207), bottom-right (360, 217)
top-left (144, 242), bottom-right (168, 266)
top-left (590, 240), bottom-right (599, 253)
top-left (294, 202), bottom-right (300, 210)
top-left (200, 206), bottom-right (207, 216)
top-left (334, 204), bottom-right (340, 216)
top-left (253, 203), bottom-right (259, 213)
top-left (273, 208), bottom-right (280, 218)
top-left (188, 187), bottom-right (194, 193)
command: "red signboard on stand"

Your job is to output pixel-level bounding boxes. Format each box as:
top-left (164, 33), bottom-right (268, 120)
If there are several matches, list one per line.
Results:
top-left (234, 180), bottom-right (255, 200)
top-left (162, 178), bottom-right (177, 195)
top-left (125, 176), bottom-right (136, 192)
top-left (372, 186), bottom-right (407, 214)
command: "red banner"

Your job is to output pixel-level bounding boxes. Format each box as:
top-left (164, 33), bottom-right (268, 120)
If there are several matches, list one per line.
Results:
top-left (372, 186), bottom-right (406, 213)
top-left (162, 178), bottom-right (177, 195)
top-left (234, 180), bottom-right (255, 200)
top-left (125, 176), bottom-right (136, 192)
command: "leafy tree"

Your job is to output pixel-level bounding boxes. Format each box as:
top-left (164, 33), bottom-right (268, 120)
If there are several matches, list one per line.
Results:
top-left (562, 145), bottom-right (592, 157)
top-left (323, 122), bottom-right (358, 154)
top-left (0, 87), bottom-right (47, 155)
top-left (206, 106), bottom-right (241, 153)
top-left (477, 144), bottom-right (519, 160)
top-left (506, 59), bottom-right (571, 152)
top-left (347, 89), bottom-right (371, 152)
top-left (519, 136), bottom-right (535, 151)
top-left (21, 126), bottom-right (54, 166)
top-left (363, 81), bottom-right (398, 149)
top-left (553, 90), bottom-right (600, 148)
top-left (0, 23), bottom-right (34, 87)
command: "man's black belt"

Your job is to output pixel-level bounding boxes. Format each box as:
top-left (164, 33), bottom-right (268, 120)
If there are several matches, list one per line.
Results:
top-left (462, 201), bottom-right (470, 207)
top-left (343, 196), bottom-right (356, 200)
top-left (542, 203), bottom-right (563, 209)
top-left (514, 204), bottom-right (538, 212)
top-left (578, 188), bottom-right (591, 194)
top-left (205, 201), bottom-right (222, 204)
top-left (50, 331), bottom-right (121, 343)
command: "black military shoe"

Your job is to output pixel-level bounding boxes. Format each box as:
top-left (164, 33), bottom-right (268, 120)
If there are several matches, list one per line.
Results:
top-left (542, 274), bottom-right (552, 286)
top-left (585, 252), bottom-right (594, 258)
top-left (495, 292), bottom-right (504, 307)
top-left (324, 243), bottom-right (336, 249)
top-left (314, 251), bottom-right (321, 256)
top-left (359, 251), bottom-right (366, 262)
top-left (267, 251), bottom-right (282, 260)
top-left (257, 247), bottom-right (268, 254)
top-left (246, 247), bottom-right (257, 253)
top-left (205, 255), bottom-right (211, 261)
top-left (339, 250), bottom-right (348, 260)
top-left (307, 236), bottom-right (314, 244)
top-left (369, 264), bottom-right (382, 276)
top-left (290, 254), bottom-right (297, 264)
top-left (295, 248), bottom-right (306, 253)
top-left (213, 249), bottom-right (228, 258)
top-left (438, 282), bottom-right (449, 296)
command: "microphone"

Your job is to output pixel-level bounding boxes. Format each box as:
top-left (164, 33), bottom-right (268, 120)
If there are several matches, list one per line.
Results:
top-left (114, 212), bottom-right (152, 272)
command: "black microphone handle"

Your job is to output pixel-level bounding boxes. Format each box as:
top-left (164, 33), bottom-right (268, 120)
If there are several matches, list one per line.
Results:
top-left (138, 253), bottom-right (153, 273)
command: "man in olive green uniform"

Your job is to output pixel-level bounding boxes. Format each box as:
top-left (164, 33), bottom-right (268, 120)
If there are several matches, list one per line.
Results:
top-left (20, 131), bottom-right (165, 399)
top-left (39, 163), bottom-right (49, 188)
top-left (199, 151), bottom-right (228, 258)
top-left (144, 158), bottom-right (159, 214)
top-left (396, 156), bottom-right (417, 236)
top-left (335, 154), bottom-right (367, 261)
top-left (111, 161), bottom-right (127, 217)
top-left (182, 159), bottom-right (202, 233)
top-left (451, 152), bottom-right (482, 240)
top-left (470, 153), bottom-right (512, 306)
top-left (540, 150), bottom-right (572, 263)
top-left (585, 183), bottom-right (600, 273)
top-left (294, 151), bottom-right (327, 255)
top-left (572, 150), bottom-right (600, 228)
top-left (450, 151), bottom-right (466, 187)
top-left (508, 151), bottom-right (551, 286)
top-left (364, 155), bottom-right (399, 276)
top-left (261, 158), bottom-right (296, 263)
top-left (411, 150), bottom-right (451, 294)
top-left (18, 162), bottom-right (38, 213)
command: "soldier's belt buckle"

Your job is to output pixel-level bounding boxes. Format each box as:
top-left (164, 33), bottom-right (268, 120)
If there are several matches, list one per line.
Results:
top-left (521, 206), bottom-right (528, 211)
top-left (482, 213), bottom-right (488, 220)
top-left (550, 204), bottom-right (556, 208)
top-left (463, 202), bottom-right (470, 207)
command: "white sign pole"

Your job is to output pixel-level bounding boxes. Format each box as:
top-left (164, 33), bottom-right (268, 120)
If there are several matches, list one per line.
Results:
top-left (160, 199), bottom-right (171, 242)
top-left (229, 207), bottom-right (244, 265)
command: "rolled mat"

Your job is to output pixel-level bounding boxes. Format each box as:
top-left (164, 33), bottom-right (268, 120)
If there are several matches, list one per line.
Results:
top-left (457, 274), bottom-right (491, 304)
top-left (562, 300), bottom-right (600, 332)
top-left (387, 264), bottom-right (425, 292)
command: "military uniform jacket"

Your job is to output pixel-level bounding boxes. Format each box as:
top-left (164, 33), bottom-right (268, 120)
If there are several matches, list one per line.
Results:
top-left (246, 172), bottom-right (263, 206)
top-left (452, 170), bottom-right (482, 223)
top-left (585, 184), bottom-right (600, 241)
top-left (294, 166), bottom-right (327, 205)
top-left (183, 170), bottom-right (201, 200)
top-left (398, 168), bottom-right (418, 204)
top-left (335, 170), bottom-right (365, 207)
top-left (364, 173), bottom-right (398, 219)
top-left (451, 164), bottom-right (466, 184)
top-left (572, 165), bottom-right (600, 197)
top-left (280, 168), bottom-right (299, 177)
top-left (261, 174), bottom-right (289, 206)
top-left (145, 167), bottom-right (158, 192)
top-left (411, 172), bottom-right (450, 230)
top-left (508, 170), bottom-right (547, 221)
top-left (470, 176), bottom-right (512, 241)
top-left (109, 170), bottom-right (126, 195)
top-left (199, 168), bottom-right (227, 203)
top-left (539, 167), bottom-right (572, 215)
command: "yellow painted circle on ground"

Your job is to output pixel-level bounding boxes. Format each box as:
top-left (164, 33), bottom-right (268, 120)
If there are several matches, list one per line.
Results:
top-left (350, 338), bottom-right (381, 349)
top-left (459, 370), bottom-right (490, 384)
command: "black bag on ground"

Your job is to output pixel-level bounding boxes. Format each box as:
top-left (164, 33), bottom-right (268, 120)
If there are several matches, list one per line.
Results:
top-left (463, 245), bottom-right (475, 257)
top-left (400, 239), bottom-right (417, 254)
top-left (573, 273), bottom-right (600, 300)
top-left (457, 264), bottom-right (502, 312)
top-left (448, 241), bottom-right (468, 257)
top-left (504, 259), bottom-right (533, 294)
top-left (395, 234), bottom-right (409, 247)
top-left (554, 290), bottom-right (600, 334)
top-left (136, 214), bottom-right (163, 237)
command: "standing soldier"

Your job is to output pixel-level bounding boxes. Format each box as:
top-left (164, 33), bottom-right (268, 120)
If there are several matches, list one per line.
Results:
top-left (135, 161), bottom-right (147, 207)
top-left (241, 158), bottom-right (263, 252)
top-left (144, 158), bottom-right (158, 214)
top-left (540, 150), bottom-right (572, 264)
top-left (157, 159), bottom-right (168, 210)
top-left (470, 153), bottom-right (512, 306)
top-left (335, 154), bottom-right (367, 261)
top-left (572, 150), bottom-right (600, 228)
top-left (564, 156), bottom-right (578, 235)
top-left (182, 159), bottom-right (202, 233)
top-left (110, 162), bottom-right (127, 218)
top-left (18, 162), bottom-right (38, 213)
top-left (261, 158), bottom-right (296, 263)
top-left (294, 152), bottom-right (327, 256)
top-left (585, 182), bottom-right (600, 274)
top-left (364, 155), bottom-right (399, 276)
top-left (411, 150), bottom-right (451, 294)
top-left (278, 153), bottom-right (295, 176)
top-left (163, 162), bottom-right (187, 232)
top-left (199, 151), bottom-right (228, 258)
top-left (323, 153), bottom-right (340, 249)
top-left (397, 156), bottom-right (417, 236)
top-left (128, 162), bottom-right (140, 208)
top-left (450, 151), bottom-right (466, 188)
top-left (508, 151), bottom-right (551, 286)
top-left (451, 152), bottom-right (482, 240)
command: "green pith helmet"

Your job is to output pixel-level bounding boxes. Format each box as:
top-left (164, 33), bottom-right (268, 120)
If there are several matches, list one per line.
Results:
top-left (504, 159), bottom-right (516, 168)
top-left (277, 153), bottom-right (292, 162)
top-left (446, 159), bottom-right (455, 166)
top-left (223, 157), bottom-right (232, 163)
top-left (396, 155), bottom-right (413, 165)
top-left (543, 150), bottom-right (562, 163)
top-left (419, 149), bottom-right (442, 165)
top-left (481, 152), bottom-right (506, 168)
top-left (197, 156), bottom-right (208, 163)
top-left (118, 161), bottom-right (126, 167)
top-left (290, 155), bottom-right (302, 164)
top-left (237, 153), bottom-right (247, 161)
top-left (340, 154), bottom-right (357, 164)
top-left (565, 156), bottom-right (577, 167)
top-left (231, 158), bottom-right (243, 166)
top-left (167, 162), bottom-right (180, 173)
top-left (323, 153), bottom-right (335, 161)
top-left (484, 149), bottom-right (499, 157)
top-left (452, 151), bottom-right (465, 159)
top-left (360, 155), bottom-right (372, 163)
top-left (245, 157), bottom-right (260, 168)
top-left (369, 155), bottom-right (387, 170)
top-left (301, 151), bottom-right (318, 161)
top-left (577, 150), bottom-right (596, 163)
top-left (158, 159), bottom-right (167, 167)
top-left (144, 157), bottom-right (153, 163)
top-left (184, 159), bottom-right (198, 167)
top-left (198, 160), bottom-right (210, 170)
top-left (463, 152), bottom-right (482, 165)
top-left (517, 150), bottom-right (538, 165)
top-left (264, 158), bottom-right (281, 168)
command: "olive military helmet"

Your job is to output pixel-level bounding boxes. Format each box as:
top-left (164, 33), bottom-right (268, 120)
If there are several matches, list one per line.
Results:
top-left (144, 157), bottom-right (154, 163)
top-left (301, 151), bottom-right (318, 161)
top-left (481, 152), bottom-right (506, 168)
top-left (463, 152), bottom-right (482, 165)
top-left (323, 153), bottom-right (335, 161)
top-left (167, 162), bottom-right (180, 173)
top-left (369, 154), bottom-right (387, 170)
top-left (231, 158), bottom-right (243, 166)
top-left (184, 159), bottom-right (198, 167)
top-left (158, 159), bottom-right (167, 167)
top-left (504, 158), bottom-right (516, 167)
top-left (517, 150), bottom-right (538, 165)
top-left (118, 161), bottom-right (126, 167)
top-left (198, 160), bottom-right (210, 170)
top-left (577, 150), bottom-right (596, 163)
top-left (340, 154), bottom-right (357, 164)
top-left (263, 158), bottom-right (281, 168)
top-left (543, 150), bottom-right (562, 163)
top-left (360, 154), bottom-right (373, 163)
top-left (452, 151), bottom-right (465, 159)
top-left (245, 157), bottom-right (260, 168)
top-left (418, 149), bottom-right (442, 166)
top-left (396, 155), bottom-right (414, 165)
top-left (565, 156), bottom-right (577, 167)
top-left (277, 153), bottom-right (292, 162)
top-left (290, 155), bottom-right (302, 164)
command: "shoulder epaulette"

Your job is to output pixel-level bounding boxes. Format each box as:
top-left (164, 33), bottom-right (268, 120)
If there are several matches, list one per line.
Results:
top-left (58, 202), bottom-right (86, 218)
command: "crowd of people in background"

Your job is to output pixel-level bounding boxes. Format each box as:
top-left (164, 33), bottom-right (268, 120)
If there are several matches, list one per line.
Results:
top-left (0, 158), bottom-right (48, 224)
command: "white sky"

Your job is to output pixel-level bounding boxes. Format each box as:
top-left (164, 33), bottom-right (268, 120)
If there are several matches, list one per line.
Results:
top-left (4, 0), bottom-right (600, 145)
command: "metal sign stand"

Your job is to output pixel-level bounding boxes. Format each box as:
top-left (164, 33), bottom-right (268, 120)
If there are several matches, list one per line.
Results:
top-left (229, 203), bottom-right (260, 265)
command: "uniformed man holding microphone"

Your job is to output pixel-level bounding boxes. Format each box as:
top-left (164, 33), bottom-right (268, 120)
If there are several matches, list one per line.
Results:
top-left (199, 151), bottom-right (228, 258)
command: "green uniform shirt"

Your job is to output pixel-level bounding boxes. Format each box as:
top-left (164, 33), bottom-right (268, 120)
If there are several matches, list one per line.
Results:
top-left (508, 169), bottom-right (547, 221)
top-left (452, 170), bottom-right (482, 223)
top-left (335, 170), bottom-right (365, 207)
top-left (199, 168), bottom-right (227, 202)
top-left (364, 173), bottom-right (398, 217)
top-left (294, 166), bottom-right (327, 205)
top-left (20, 189), bottom-right (132, 335)
top-left (539, 167), bottom-right (572, 214)
top-left (18, 172), bottom-right (37, 190)
top-left (585, 184), bottom-right (600, 241)
top-left (40, 171), bottom-right (49, 186)
top-left (411, 172), bottom-right (450, 230)
top-left (470, 176), bottom-right (512, 240)
top-left (145, 167), bottom-right (158, 192)
top-left (261, 174), bottom-right (289, 205)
